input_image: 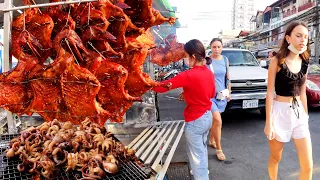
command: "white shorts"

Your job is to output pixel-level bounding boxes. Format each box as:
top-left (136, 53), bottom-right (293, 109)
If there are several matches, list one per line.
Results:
top-left (272, 101), bottom-right (310, 142)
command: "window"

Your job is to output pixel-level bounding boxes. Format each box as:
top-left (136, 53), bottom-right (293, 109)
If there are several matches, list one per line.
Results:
top-left (221, 51), bottom-right (259, 66)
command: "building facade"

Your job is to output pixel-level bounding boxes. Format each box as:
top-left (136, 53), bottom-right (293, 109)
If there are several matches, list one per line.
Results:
top-left (246, 0), bottom-right (319, 59)
top-left (232, 0), bottom-right (256, 31)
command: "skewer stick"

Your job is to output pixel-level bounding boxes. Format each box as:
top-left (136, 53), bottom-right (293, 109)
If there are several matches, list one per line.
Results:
top-left (2, 0), bottom-right (98, 12)
top-left (65, 39), bottom-right (80, 65)
top-left (87, 42), bottom-right (106, 60)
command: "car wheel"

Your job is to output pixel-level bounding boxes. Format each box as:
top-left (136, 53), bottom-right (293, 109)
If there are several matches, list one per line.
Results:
top-left (259, 108), bottom-right (266, 117)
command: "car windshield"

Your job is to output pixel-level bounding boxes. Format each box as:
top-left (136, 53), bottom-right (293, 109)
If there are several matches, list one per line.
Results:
top-left (308, 64), bottom-right (320, 74)
top-left (221, 50), bottom-right (259, 66)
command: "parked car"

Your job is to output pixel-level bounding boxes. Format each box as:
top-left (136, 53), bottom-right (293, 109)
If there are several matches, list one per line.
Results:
top-left (206, 48), bottom-right (268, 115)
top-left (306, 63), bottom-right (320, 107)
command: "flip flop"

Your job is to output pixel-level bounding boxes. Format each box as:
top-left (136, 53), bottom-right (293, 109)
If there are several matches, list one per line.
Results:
top-left (216, 149), bottom-right (226, 161)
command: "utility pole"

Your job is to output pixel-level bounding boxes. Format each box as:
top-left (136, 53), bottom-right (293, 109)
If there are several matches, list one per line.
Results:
top-left (316, 0), bottom-right (320, 64)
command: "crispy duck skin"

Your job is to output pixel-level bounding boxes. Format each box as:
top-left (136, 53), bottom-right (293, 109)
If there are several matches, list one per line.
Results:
top-left (93, 0), bottom-right (144, 50)
top-left (121, 47), bottom-right (161, 96)
top-left (104, 46), bottom-right (164, 122)
top-left (123, 0), bottom-right (176, 30)
top-left (27, 52), bottom-right (74, 122)
top-left (89, 57), bottom-right (142, 122)
top-left (4, 0), bottom-right (179, 124)
top-left (150, 34), bottom-right (185, 66)
top-left (78, 8), bottom-right (110, 31)
top-left (0, 32), bottom-right (40, 115)
top-left (12, 5), bottom-right (54, 63)
top-left (70, 2), bottom-right (121, 58)
top-left (53, 29), bottom-right (111, 125)
top-left (53, 29), bottom-right (90, 66)
top-left (44, 1), bottom-right (76, 38)
top-left (81, 26), bottom-right (120, 58)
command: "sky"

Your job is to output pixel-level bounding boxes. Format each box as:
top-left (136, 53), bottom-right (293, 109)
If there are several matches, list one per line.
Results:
top-left (168, 0), bottom-right (278, 43)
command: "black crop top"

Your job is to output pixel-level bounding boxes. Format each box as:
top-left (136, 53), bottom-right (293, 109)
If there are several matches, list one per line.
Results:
top-left (275, 60), bottom-right (309, 97)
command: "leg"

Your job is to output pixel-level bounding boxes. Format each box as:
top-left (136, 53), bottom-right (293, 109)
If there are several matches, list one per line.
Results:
top-left (293, 137), bottom-right (313, 180)
top-left (268, 139), bottom-right (284, 180)
top-left (211, 111), bottom-right (222, 150)
top-left (203, 115), bottom-right (212, 169)
top-left (185, 116), bottom-right (211, 180)
top-left (209, 111), bottom-right (225, 160)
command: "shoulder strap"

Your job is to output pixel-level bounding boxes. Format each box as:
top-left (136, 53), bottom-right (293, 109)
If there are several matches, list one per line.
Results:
top-left (223, 56), bottom-right (230, 88)
top-left (223, 56), bottom-right (228, 74)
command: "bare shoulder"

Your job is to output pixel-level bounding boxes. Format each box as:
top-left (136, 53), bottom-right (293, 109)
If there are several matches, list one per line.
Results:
top-left (269, 57), bottom-right (280, 72)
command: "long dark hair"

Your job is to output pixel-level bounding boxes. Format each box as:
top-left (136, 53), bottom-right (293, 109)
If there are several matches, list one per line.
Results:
top-left (276, 21), bottom-right (310, 66)
top-left (206, 38), bottom-right (223, 65)
top-left (184, 39), bottom-right (207, 62)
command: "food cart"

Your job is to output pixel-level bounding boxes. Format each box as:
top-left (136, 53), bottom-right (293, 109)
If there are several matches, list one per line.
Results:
top-left (0, 0), bottom-right (185, 179)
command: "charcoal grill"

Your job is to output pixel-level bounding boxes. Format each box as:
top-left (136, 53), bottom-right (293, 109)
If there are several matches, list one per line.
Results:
top-left (0, 134), bottom-right (152, 180)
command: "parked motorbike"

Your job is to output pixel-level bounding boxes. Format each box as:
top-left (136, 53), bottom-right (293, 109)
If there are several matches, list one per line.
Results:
top-left (162, 69), bottom-right (179, 80)
top-left (154, 65), bottom-right (180, 81)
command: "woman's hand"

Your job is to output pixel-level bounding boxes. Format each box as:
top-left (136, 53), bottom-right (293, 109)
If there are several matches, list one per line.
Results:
top-left (226, 90), bottom-right (231, 102)
top-left (178, 92), bottom-right (184, 101)
top-left (264, 123), bottom-right (275, 140)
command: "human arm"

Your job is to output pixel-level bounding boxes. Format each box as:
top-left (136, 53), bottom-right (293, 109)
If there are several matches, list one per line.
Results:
top-left (300, 68), bottom-right (308, 115)
top-left (225, 57), bottom-right (231, 101)
top-left (152, 72), bottom-right (187, 93)
top-left (264, 57), bottom-right (278, 140)
top-left (178, 92), bottom-right (184, 101)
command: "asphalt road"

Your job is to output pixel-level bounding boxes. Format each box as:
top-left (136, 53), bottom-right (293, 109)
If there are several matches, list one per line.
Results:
top-left (157, 89), bottom-right (320, 180)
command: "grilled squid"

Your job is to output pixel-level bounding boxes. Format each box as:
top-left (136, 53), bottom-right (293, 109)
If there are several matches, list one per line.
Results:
top-left (52, 147), bottom-right (68, 165)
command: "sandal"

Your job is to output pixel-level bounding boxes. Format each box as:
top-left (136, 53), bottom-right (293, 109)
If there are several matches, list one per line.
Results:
top-left (216, 149), bottom-right (226, 161)
top-left (208, 140), bottom-right (217, 149)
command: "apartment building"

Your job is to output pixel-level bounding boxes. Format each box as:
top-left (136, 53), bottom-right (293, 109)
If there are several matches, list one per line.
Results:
top-left (247, 0), bottom-right (319, 57)
top-left (231, 0), bottom-right (256, 31)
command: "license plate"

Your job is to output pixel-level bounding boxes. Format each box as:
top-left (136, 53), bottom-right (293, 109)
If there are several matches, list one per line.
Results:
top-left (242, 100), bottom-right (259, 109)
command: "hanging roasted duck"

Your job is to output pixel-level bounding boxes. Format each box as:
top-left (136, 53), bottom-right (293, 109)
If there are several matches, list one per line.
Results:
top-left (0, 0), bottom-right (180, 125)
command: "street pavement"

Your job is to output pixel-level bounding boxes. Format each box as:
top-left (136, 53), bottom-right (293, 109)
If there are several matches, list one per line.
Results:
top-left (157, 89), bottom-right (320, 180)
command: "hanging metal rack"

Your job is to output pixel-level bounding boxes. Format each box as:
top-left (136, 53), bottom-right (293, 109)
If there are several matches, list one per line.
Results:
top-left (0, 0), bottom-right (97, 134)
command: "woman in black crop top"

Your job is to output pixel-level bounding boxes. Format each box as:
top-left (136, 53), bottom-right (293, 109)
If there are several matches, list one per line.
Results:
top-left (264, 21), bottom-right (313, 180)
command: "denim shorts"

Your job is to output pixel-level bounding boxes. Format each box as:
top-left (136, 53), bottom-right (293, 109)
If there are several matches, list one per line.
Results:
top-left (185, 110), bottom-right (212, 180)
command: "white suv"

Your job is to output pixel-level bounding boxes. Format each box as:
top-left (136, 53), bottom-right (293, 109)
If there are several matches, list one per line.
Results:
top-left (206, 48), bottom-right (268, 114)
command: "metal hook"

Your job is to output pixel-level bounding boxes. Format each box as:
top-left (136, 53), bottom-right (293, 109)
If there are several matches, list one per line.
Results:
top-left (61, 4), bottom-right (73, 31)
top-left (87, 3), bottom-right (91, 26)
top-left (30, 0), bottom-right (42, 14)
top-left (23, 9), bottom-right (26, 31)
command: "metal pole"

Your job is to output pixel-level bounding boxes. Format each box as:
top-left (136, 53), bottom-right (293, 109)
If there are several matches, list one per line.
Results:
top-left (1, 0), bottom-right (98, 12)
top-left (316, 1), bottom-right (320, 64)
top-left (3, 0), bottom-right (16, 134)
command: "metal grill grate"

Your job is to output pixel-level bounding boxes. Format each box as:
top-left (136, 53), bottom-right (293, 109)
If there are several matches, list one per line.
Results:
top-left (0, 134), bottom-right (151, 180)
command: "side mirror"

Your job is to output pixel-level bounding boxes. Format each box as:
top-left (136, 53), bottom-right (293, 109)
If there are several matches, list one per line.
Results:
top-left (260, 60), bottom-right (267, 67)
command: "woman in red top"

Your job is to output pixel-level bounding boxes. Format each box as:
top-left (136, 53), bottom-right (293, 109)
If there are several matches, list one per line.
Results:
top-left (153, 39), bottom-right (215, 180)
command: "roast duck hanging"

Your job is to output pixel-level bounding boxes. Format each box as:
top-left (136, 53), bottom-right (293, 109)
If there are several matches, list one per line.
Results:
top-left (0, 0), bottom-right (185, 126)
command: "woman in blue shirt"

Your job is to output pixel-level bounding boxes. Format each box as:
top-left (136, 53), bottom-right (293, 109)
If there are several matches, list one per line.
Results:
top-left (206, 38), bottom-right (231, 161)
